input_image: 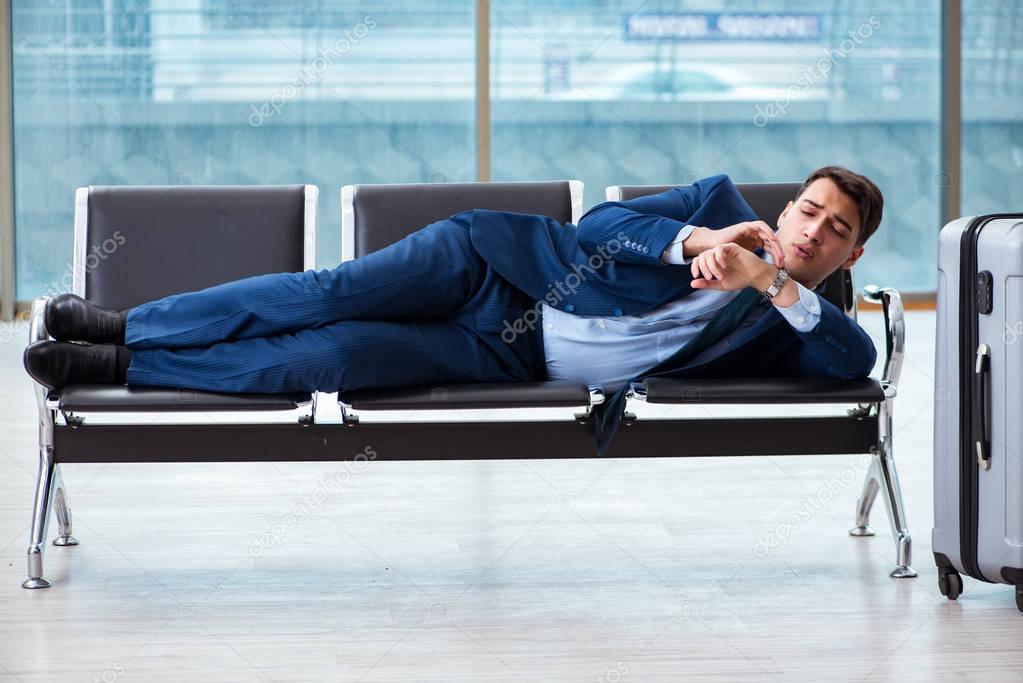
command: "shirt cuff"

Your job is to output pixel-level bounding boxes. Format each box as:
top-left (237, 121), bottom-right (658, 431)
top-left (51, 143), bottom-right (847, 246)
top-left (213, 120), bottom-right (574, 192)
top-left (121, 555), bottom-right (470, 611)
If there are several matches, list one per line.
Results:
top-left (773, 281), bottom-right (822, 332)
top-left (660, 224), bottom-right (698, 265)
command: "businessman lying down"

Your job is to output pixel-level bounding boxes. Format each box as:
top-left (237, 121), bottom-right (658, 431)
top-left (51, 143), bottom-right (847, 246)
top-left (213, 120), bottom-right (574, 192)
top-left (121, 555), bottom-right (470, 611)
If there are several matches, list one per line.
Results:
top-left (25, 165), bottom-right (882, 408)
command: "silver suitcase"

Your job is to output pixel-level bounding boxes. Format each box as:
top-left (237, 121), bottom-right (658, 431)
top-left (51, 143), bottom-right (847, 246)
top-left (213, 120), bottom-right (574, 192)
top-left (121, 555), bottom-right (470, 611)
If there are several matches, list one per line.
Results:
top-left (934, 213), bottom-right (1023, 612)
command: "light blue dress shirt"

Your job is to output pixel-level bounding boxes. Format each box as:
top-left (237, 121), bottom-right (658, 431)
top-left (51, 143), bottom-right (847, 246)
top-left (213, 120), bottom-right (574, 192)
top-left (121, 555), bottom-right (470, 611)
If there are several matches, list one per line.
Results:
top-left (541, 225), bottom-right (823, 386)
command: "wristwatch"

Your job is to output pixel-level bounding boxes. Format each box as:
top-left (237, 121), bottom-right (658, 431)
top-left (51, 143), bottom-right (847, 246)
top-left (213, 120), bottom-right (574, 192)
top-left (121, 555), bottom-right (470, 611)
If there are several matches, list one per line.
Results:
top-left (759, 267), bottom-right (790, 301)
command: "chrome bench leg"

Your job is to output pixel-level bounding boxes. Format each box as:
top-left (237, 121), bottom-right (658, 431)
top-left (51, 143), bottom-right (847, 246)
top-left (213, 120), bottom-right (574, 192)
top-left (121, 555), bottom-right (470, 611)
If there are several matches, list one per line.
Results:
top-left (849, 398), bottom-right (916, 578)
top-left (22, 394), bottom-right (76, 589)
top-left (51, 465), bottom-right (78, 547)
top-left (22, 445), bottom-right (56, 589)
top-left (876, 446), bottom-right (916, 578)
top-left (849, 457), bottom-right (880, 537)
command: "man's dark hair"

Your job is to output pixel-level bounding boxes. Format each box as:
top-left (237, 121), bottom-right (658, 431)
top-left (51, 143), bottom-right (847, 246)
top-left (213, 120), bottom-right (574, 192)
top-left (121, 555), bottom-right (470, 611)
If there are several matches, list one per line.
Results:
top-left (795, 165), bottom-right (883, 247)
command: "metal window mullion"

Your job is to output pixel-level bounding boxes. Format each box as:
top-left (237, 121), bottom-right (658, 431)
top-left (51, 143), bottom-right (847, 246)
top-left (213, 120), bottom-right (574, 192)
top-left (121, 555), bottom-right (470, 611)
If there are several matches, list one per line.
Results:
top-left (475, 0), bottom-right (490, 182)
top-left (940, 0), bottom-right (961, 227)
top-left (0, 0), bottom-right (15, 322)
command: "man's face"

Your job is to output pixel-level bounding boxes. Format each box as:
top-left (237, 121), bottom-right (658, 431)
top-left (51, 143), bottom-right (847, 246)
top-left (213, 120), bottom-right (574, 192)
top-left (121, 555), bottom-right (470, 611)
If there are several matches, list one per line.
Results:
top-left (773, 177), bottom-right (865, 289)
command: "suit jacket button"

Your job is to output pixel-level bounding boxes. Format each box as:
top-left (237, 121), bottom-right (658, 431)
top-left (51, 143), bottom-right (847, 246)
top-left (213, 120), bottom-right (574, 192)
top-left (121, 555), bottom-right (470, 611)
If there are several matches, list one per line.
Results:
top-left (612, 307), bottom-right (623, 316)
top-left (564, 303), bottom-right (576, 313)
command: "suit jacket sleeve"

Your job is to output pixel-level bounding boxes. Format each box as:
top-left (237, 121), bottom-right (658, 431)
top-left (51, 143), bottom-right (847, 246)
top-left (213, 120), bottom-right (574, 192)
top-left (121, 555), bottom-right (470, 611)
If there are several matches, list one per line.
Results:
top-left (774, 292), bottom-right (878, 379)
top-left (575, 185), bottom-right (704, 267)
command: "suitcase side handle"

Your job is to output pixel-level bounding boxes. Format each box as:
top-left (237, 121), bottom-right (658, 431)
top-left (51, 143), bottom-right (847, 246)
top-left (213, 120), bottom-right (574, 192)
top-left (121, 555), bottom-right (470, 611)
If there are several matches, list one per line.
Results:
top-left (974, 343), bottom-right (991, 471)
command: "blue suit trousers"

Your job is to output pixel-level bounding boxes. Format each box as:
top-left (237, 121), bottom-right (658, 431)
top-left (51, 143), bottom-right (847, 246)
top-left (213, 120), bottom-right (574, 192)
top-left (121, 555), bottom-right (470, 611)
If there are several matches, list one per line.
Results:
top-left (124, 216), bottom-right (548, 395)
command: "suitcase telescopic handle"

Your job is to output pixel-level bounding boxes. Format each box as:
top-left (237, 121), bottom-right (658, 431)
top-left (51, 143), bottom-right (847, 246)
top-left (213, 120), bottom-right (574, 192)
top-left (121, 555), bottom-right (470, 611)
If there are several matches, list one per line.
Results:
top-left (975, 343), bottom-right (992, 471)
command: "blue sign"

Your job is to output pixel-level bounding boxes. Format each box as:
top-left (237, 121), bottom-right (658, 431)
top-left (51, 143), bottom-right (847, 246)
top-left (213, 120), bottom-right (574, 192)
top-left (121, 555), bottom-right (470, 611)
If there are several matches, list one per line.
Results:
top-left (625, 13), bottom-right (822, 41)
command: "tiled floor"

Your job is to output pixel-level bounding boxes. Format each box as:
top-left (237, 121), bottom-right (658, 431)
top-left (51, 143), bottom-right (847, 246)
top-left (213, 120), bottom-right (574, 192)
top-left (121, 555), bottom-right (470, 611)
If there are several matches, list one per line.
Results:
top-left (1, 309), bottom-right (1022, 682)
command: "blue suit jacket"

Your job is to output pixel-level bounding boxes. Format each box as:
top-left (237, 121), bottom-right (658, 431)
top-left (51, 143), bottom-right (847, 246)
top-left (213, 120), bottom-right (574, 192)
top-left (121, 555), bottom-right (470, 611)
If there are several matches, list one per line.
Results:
top-left (461, 174), bottom-right (878, 453)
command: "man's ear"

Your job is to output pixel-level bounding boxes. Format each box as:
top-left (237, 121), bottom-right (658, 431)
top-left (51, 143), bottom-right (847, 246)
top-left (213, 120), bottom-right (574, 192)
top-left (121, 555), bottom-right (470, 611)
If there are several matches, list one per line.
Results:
top-left (842, 244), bottom-right (865, 269)
top-left (777, 200), bottom-right (793, 228)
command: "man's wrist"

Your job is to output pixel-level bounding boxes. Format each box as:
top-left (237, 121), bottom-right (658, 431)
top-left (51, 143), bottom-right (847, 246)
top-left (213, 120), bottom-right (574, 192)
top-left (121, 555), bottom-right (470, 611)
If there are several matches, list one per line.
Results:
top-left (681, 226), bottom-right (713, 258)
top-left (768, 273), bottom-right (799, 307)
top-left (754, 264), bottom-right (799, 307)
top-left (753, 262), bottom-right (779, 292)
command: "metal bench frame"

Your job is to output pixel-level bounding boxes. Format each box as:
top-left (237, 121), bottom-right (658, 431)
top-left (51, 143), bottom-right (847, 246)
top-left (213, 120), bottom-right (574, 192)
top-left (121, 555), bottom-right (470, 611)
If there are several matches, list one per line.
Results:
top-left (20, 181), bottom-right (914, 589)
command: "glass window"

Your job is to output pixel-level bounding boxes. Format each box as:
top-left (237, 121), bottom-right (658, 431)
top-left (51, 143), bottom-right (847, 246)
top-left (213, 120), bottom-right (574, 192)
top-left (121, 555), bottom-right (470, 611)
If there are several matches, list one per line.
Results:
top-left (490, 3), bottom-right (941, 293)
top-left (11, 0), bottom-right (476, 299)
top-left (11, 2), bottom-right (1015, 298)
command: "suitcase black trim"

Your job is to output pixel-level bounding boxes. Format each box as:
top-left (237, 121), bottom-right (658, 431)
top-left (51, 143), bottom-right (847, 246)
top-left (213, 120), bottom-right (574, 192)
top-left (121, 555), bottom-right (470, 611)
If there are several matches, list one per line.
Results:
top-left (934, 551), bottom-right (956, 572)
top-left (958, 214), bottom-right (1023, 583)
top-left (1000, 568), bottom-right (1023, 613)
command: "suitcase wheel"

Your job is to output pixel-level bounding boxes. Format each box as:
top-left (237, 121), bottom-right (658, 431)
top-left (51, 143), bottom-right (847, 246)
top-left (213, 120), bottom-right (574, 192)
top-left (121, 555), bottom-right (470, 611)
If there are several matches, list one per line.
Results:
top-left (938, 571), bottom-right (963, 601)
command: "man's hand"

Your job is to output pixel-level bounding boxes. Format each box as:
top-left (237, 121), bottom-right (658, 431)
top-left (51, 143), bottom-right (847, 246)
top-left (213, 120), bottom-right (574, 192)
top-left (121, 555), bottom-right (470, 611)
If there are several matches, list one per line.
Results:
top-left (684, 221), bottom-right (784, 260)
top-left (691, 242), bottom-right (783, 292)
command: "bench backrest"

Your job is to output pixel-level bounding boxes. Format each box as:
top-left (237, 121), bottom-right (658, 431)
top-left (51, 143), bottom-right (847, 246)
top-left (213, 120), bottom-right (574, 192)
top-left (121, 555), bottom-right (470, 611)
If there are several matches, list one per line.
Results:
top-left (607, 183), bottom-right (856, 317)
top-left (341, 181), bottom-right (583, 261)
top-left (73, 185), bottom-right (316, 310)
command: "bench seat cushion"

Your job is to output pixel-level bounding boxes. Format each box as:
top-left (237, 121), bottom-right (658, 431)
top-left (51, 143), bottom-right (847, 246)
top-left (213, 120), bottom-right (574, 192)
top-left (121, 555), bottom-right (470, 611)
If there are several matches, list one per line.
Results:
top-left (342, 381), bottom-right (592, 410)
top-left (639, 377), bottom-right (885, 404)
top-left (53, 385), bottom-right (311, 412)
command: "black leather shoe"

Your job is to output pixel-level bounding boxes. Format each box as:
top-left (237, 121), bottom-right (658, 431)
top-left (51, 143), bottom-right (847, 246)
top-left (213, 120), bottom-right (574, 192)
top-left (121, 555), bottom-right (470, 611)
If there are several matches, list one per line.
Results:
top-left (45, 293), bottom-right (126, 344)
top-left (23, 340), bottom-right (130, 390)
